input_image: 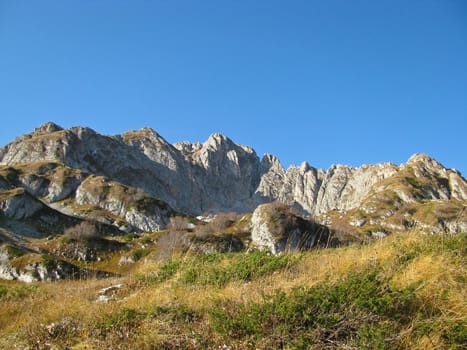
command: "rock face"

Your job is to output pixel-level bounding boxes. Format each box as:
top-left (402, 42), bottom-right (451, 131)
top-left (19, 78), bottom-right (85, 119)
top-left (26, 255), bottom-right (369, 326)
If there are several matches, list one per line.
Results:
top-left (251, 203), bottom-right (331, 254)
top-left (1, 122), bottom-right (466, 236)
top-left (0, 246), bottom-right (115, 282)
top-left (0, 190), bottom-right (43, 220)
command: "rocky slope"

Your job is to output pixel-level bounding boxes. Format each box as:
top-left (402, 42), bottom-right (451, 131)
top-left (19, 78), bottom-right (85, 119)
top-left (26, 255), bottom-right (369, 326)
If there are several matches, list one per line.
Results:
top-left (1, 122), bottom-right (466, 228)
top-left (1, 123), bottom-right (465, 217)
top-left (0, 122), bottom-right (465, 279)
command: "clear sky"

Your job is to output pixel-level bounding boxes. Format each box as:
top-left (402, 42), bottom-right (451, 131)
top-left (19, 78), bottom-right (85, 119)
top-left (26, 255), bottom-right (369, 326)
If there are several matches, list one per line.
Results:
top-left (1, 0), bottom-right (466, 174)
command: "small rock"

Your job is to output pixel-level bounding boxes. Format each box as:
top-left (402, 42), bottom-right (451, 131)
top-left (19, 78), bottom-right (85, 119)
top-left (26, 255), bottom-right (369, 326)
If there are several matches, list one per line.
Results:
top-left (118, 256), bottom-right (135, 265)
top-left (96, 284), bottom-right (123, 303)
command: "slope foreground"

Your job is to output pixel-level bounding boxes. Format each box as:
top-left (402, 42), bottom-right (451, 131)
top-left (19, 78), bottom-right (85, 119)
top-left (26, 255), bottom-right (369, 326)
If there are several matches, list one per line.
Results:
top-left (0, 230), bottom-right (465, 349)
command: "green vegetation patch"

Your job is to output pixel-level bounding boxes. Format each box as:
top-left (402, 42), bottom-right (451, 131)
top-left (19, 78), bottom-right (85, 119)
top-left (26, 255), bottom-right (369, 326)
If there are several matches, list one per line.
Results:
top-left (181, 250), bottom-right (298, 287)
top-left (393, 232), bottom-right (466, 267)
top-left (0, 284), bottom-right (39, 299)
top-left (41, 254), bottom-right (59, 269)
top-left (3, 245), bottom-right (26, 258)
top-left (210, 270), bottom-right (420, 349)
top-left (138, 259), bottom-right (181, 284)
top-left (101, 307), bottom-right (145, 332)
top-left (130, 248), bottom-right (150, 261)
top-left (137, 250), bottom-right (298, 287)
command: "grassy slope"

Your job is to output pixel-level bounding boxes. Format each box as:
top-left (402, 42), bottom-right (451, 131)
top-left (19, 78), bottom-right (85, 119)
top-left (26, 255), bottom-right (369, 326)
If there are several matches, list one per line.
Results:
top-left (0, 231), bottom-right (465, 350)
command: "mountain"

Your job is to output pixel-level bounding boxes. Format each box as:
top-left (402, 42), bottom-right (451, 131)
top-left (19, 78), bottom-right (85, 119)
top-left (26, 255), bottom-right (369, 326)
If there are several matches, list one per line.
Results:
top-left (1, 122), bottom-right (465, 229)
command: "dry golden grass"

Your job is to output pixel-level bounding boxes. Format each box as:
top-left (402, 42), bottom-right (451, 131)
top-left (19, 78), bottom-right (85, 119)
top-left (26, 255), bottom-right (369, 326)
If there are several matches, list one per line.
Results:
top-left (1, 230), bottom-right (465, 349)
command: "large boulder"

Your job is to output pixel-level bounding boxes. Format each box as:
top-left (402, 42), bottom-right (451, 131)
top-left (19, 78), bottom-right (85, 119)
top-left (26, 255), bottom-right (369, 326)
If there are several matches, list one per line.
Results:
top-left (251, 202), bottom-right (332, 254)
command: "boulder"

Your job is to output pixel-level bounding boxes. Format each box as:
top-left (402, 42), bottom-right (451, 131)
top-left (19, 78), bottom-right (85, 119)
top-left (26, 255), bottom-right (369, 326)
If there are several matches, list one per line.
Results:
top-left (251, 203), bottom-right (331, 254)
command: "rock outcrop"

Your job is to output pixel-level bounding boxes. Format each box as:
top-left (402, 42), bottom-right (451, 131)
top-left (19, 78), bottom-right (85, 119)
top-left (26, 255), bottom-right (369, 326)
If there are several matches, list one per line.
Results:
top-left (251, 202), bottom-right (332, 254)
top-left (0, 245), bottom-right (115, 282)
top-left (0, 160), bottom-right (173, 233)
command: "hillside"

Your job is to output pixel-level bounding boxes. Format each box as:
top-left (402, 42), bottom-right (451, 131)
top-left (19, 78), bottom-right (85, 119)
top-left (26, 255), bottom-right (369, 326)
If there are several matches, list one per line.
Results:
top-left (0, 231), bottom-right (465, 349)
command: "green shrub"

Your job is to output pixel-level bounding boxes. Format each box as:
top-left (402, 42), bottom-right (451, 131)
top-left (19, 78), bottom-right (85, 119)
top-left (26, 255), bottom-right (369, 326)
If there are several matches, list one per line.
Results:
top-left (209, 270), bottom-right (420, 347)
top-left (5, 245), bottom-right (25, 258)
top-left (138, 259), bottom-right (181, 284)
top-left (131, 248), bottom-right (150, 261)
top-left (0, 284), bottom-right (38, 299)
top-left (0, 285), bottom-right (7, 298)
top-left (151, 303), bottom-right (198, 323)
top-left (41, 254), bottom-right (58, 269)
top-left (123, 233), bottom-right (137, 241)
top-left (101, 307), bottom-right (144, 332)
top-left (182, 250), bottom-right (297, 287)
top-left (441, 321), bottom-right (467, 349)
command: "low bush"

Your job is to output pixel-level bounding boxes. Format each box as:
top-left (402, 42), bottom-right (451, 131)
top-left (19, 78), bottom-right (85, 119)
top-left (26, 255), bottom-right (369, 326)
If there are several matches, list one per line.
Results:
top-left (209, 270), bottom-right (420, 348)
top-left (155, 230), bottom-right (188, 259)
top-left (131, 248), bottom-right (150, 261)
top-left (0, 284), bottom-right (38, 299)
top-left (63, 221), bottom-right (100, 241)
top-left (137, 259), bottom-right (181, 284)
top-left (123, 233), bottom-right (138, 241)
top-left (41, 254), bottom-right (59, 269)
top-left (182, 250), bottom-right (298, 287)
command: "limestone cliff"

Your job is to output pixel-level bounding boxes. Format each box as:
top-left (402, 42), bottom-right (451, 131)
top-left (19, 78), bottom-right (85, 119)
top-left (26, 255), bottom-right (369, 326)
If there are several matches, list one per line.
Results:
top-left (1, 122), bottom-right (466, 236)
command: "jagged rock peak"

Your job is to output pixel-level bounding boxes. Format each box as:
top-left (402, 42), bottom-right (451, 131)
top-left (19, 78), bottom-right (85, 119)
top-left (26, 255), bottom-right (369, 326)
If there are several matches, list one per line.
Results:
top-left (261, 153), bottom-right (283, 167)
top-left (136, 127), bottom-right (161, 138)
top-left (204, 133), bottom-right (255, 154)
top-left (407, 153), bottom-right (438, 165)
top-left (121, 127), bottom-right (171, 146)
top-left (33, 121), bottom-right (63, 134)
top-left (300, 161), bottom-right (311, 172)
top-left (405, 153), bottom-right (450, 176)
top-left (324, 164), bottom-right (355, 179)
top-left (206, 133), bottom-right (234, 147)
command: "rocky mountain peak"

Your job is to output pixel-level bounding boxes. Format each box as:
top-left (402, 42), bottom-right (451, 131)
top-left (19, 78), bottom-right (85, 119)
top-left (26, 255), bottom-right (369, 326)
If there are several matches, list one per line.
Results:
top-left (407, 153), bottom-right (434, 164)
top-left (405, 153), bottom-right (449, 176)
top-left (33, 121), bottom-right (63, 135)
top-left (204, 133), bottom-right (236, 150)
top-left (261, 153), bottom-right (283, 170)
top-left (1, 122), bottom-right (466, 285)
top-left (407, 153), bottom-right (442, 168)
top-left (203, 133), bottom-right (255, 155)
top-left (299, 161), bottom-right (311, 172)
top-left (121, 127), bottom-right (167, 144)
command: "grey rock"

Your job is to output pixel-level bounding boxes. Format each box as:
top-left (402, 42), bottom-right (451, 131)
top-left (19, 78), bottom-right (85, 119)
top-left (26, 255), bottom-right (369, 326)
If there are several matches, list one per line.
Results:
top-left (251, 203), bottom-right (331, 254)
top-left (0, 247), bottom-right (106, 282)
top-left (255, 154), bottom-right (286, 202)
top-left (118, 256), bottom-right (135, 265)
top-left (0, 191), bottom-right (43, 220)
top-left (97, 284), bottom-right (123, 303)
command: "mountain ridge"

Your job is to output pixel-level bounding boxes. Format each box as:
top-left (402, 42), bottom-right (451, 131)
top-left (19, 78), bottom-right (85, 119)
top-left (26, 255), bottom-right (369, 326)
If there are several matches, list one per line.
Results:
top-left (0, 121), bottom-right (465, 236)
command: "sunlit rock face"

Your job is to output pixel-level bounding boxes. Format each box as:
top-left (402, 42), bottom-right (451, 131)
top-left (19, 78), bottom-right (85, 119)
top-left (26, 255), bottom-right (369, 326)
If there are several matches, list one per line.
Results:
top-left (1, 123), bottom-right (466, 224)
top-left (251, 203), bottom-right (331, 254)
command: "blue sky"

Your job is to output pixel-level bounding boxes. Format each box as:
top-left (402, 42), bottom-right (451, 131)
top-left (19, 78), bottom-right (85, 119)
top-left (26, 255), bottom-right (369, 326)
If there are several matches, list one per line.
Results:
top-left (1, 0), bottom-right (466, 174)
